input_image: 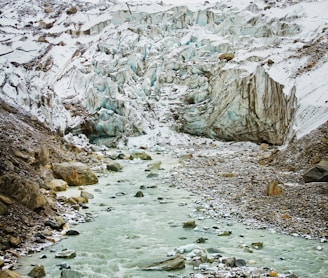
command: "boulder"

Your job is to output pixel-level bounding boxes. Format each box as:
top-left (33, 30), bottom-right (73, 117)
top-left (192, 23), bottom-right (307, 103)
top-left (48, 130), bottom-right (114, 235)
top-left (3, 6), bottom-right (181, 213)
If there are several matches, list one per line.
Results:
top-left (55, 249), bottom-right (77, 259)
top-left (304, 160), bottom-right (328, 183)
top-left (0, 270), bottom-right (21, 278)
top-left (45, 179), bottom-right (68, 192)
top-left (106, 162), bottom-right (123, 172)
top-left (142, 255), bottom-right (185, 271)
top-left (129, 152), bottom-right (152, 160)
top-left (0, 173), bottom-right (45, 210)
top-left (27, 265), bottom-right (46, 278)
top-left (219, 53), bottom-right (235, 61)
top-left (52, 162), bottom-right (98, 186)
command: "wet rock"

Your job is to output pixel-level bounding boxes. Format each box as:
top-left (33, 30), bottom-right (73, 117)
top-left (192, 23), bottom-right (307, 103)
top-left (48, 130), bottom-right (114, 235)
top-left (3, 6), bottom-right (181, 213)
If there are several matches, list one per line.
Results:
top-left (304, 160), bottom-right (328, 182)
top-left (55, 249), bottom-right (77, 259)
top-left (27, 265), bottom-right (46, 278)
top-left (45, 220), bottom-right (63, 231)
top-left (265, 180), bottom-right (283, 196)
top-left (183, 220), bottom-right (197, 228)
top-left (61, 269), bottom-right (83, 278)
top-left (218, 230), bottom-right (232, 236)
top-left (129, 152), bottom-right (152, 160)
top-left (251, 242), bottom-right (264, 250)
top-left (106, 162), bottom-right (123, 172)
top-left (134, 191), bottom-right (144, 197)
top-left (56, 262), bottom-right (71, 270)
top-left (65, 230), bottom-right (80, 236)
top-left (45, 179), bottom-right (68, 192)
top-left (146, 173), bottom-right (158, 178)
top-left (52, 162), bottom-right (98, 186)
top-left (0, 173), bottom-right (45, 210)
top-left (142, 255), bottom-right (185, 271)
top-left (0, 270), bottom-right (21, 278)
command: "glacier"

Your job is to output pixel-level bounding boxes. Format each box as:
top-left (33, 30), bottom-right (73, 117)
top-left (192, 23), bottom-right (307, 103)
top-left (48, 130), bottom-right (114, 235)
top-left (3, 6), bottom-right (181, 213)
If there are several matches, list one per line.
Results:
top-left (0, 0), bottom-right (327, 147)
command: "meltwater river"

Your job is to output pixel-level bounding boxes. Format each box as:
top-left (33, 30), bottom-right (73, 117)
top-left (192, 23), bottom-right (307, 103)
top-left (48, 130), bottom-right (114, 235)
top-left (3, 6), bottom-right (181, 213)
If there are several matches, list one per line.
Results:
top-left (16, 152), bottom-right (327, 277)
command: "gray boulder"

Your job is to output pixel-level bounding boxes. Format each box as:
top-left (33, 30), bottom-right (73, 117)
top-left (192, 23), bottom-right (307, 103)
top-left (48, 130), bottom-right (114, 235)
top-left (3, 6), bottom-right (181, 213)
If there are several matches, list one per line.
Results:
top-left (304, 160), bottom-right (328, 183)
top-left (142, 255), bottom-right (185, 271)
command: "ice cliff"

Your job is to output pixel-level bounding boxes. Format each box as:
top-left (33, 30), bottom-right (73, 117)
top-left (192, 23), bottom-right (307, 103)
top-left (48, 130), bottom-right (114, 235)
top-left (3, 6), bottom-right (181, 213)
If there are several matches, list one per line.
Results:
top-left (0, 0), bottom-right (327, 146)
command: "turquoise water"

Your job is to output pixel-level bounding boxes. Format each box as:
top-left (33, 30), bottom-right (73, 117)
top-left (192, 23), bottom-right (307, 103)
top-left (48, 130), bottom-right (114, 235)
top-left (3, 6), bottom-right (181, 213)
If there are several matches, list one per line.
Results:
top-left (16, 153), bottom-right (328, 277)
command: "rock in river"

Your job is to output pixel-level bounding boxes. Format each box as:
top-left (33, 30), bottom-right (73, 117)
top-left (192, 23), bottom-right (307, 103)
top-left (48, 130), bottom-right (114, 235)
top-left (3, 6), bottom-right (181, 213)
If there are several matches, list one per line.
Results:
top-left (55, 250), bottom-right (77, 259)
top-left (27, 265), bottom-right (46, 278)
top-left (142, 255), bottom-right (185, 271)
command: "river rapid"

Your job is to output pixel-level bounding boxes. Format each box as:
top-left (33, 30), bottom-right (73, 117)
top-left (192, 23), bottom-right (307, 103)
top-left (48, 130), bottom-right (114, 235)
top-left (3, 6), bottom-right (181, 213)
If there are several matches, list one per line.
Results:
top-left (16, 149), bottom-right (328, 277)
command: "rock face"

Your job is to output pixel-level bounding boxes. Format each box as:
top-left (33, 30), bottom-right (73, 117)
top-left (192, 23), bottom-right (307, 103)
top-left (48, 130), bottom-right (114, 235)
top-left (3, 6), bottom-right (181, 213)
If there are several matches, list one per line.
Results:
top-left (304, 160), bottom-right (328, 183)
top-left (0, 173), bottom-right (45, 210)
top-left (52, 162), bottom-right (98, 186)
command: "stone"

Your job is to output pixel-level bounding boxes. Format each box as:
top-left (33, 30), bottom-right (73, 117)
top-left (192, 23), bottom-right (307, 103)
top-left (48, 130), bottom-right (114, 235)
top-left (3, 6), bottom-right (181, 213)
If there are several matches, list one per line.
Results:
top-left (0, 201), bottom-right (8, 216)
top-left (52, 162), bottom-right (98, 186)
top-left (142, 255), bottom-right (185, 271)
top-left (129, 152), bottom-right (152, 160)
top-left (55, 250), bottom-right (77, 259)
top-left (0, 173), bottom-right (45, 210)
top-left (65, 230), bottom-right (80, 236)
top-left (106, 162), bottom-right (123, 172)
top-left (219, 53), bottom-right (235, 61)
top-left (0, 270), bottom-right (21, 278)
top-left (45, 179), bottom-right (68, 192)
top-left (61, 269), bottom-right (83, 278)
top-left (251, 242), bottom-right (264, 250)
top-left (266, 180), bottom-right (283, 196)
top-left (222, 257), bottom-right (236, 267)
top-left (218, 230), bottom-right (232, 236)
top-left (66, 6), bottom-right (77, 15)
top-left (304, 160), bottom-right (328, 183)
top-left (9, 236), bottom-right (21, 247)
top-left (145, 161), bottom-right (162, 171)
top-left (134, 191), bottom-right (144, 197)
top-left (183, 220), bottom-right (196, 228)
top-left (27, 265), bottom-right (46, 278)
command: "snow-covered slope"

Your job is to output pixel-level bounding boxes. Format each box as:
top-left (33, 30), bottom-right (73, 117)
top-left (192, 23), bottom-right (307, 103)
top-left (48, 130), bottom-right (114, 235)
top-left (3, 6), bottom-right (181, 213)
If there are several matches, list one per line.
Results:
top-left (0, 0), bottom-right (327, 146)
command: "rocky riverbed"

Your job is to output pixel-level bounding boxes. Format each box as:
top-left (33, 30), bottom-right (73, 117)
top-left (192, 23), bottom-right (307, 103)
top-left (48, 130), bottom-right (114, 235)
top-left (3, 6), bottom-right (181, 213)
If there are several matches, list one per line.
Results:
top-left (0, 101), bottom-right (327, 277)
